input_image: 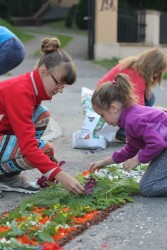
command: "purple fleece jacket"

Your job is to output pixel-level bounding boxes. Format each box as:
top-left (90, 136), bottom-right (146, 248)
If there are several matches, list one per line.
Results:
top-left (112, 105), bottom-right (167, 163)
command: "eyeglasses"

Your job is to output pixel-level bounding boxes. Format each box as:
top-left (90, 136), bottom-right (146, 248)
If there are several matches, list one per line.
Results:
top-left (50, 74), bottom-right (59, 85)
top-left (50, 74), bottom-right (68, 88)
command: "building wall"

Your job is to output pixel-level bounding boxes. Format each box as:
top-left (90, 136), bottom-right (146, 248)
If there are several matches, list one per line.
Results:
top-left (94, 0), bottom-right (167, 59)
top-left (95, 0), bottom-right (117, 43)
top-left (94, 0), bottom-right (118, 59)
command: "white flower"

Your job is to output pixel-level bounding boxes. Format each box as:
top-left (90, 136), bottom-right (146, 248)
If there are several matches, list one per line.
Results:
top-left (0, 238), bottom-right (7, 243)
top-left (31, 221), bottom-right (37, 225)
top-left (6, 221), bottom-right (10, 227)
top-left (0, 238), bottom-right (11, 244)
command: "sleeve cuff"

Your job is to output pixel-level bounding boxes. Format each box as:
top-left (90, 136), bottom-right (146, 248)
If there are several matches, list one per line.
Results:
top-left (49, 167), bottom-right (62, 181)
top-left (44, 166), bottom-right (62, 181)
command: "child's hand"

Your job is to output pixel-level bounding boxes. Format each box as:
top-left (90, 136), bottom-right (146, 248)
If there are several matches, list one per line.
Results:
top-left (123, 156), bottom-right (140, 172)
top-left (88, 157), bottom-right (113, 173)
top-left (88, 160), bottom-right (104, 173)
top-left (55, 171), bottom-right (85, 194)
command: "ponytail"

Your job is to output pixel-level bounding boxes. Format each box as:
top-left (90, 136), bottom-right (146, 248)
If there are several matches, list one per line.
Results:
top-left (92, 73), bottom-right (138, 110)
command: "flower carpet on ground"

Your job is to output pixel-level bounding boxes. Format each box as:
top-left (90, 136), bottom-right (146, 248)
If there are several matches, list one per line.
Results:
top-left (0, 164), bottom-right (147, 250)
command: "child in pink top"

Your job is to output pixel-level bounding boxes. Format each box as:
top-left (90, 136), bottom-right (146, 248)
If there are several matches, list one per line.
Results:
top-left (96, 49), bottom-right (167, 142)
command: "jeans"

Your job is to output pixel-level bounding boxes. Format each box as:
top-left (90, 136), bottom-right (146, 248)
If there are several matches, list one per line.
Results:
top-left (140, 148), bottom-right (167, 197)
top-left (144, 92), bottom-right (155, 107)
top-left (0, 37), bottom-right (25, 75)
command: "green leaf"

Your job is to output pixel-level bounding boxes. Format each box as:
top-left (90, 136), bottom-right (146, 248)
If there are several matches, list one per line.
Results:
top-left (54, 213), bottom-right (69, 225)
top-left (5, 221), bottom-right (24, 237)
top-left (38, 232), bottom-right (54, 243)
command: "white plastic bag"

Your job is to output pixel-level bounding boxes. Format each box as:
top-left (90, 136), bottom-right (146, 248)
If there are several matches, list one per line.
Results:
top-left (81, 109), bottom-right (105, 133)
top-left (72, 130), bottom-right (106, 149)
top-left (81, 87), bottom-right (94, 116)
top-left (72, 87), bottom-right (116, 149)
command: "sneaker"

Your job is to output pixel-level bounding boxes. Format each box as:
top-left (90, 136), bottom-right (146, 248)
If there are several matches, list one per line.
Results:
top-left (0, 190), bottom-right (4, 198)
top-left (0, 174), bottom-right (41, 194)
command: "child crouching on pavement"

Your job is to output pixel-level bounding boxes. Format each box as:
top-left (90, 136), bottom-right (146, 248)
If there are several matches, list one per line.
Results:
top-left (0, 37), bottom-right (85, 198)
top-left (89, 73), bottom-right (167, 197)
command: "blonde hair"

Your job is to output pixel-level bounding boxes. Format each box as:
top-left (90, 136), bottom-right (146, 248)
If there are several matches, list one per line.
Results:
top-left (119, 48), bottom-right (167, 87)
top-left (92, 73), bottom-right (138, 110)
top-left (38, 37), bottom-right (77, 85)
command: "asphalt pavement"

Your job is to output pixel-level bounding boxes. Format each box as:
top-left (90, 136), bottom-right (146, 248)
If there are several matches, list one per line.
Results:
top-left (0, 25), bottom-right (167, 250)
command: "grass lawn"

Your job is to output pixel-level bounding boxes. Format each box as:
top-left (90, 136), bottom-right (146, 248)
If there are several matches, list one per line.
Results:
top-left (94, 57), bottom-right (119, 71)
top-left (0, 19), bottom-right (75, 57)
top-left (0, 19), bottom-right (76, 48)
top-left (48, 20), bottom-right (88, 36)
top-left (0, 18), bottom-right (34, 43)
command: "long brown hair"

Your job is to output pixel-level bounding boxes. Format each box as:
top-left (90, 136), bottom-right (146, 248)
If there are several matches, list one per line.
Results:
top-left (119, 48), bottom-right (167, 87)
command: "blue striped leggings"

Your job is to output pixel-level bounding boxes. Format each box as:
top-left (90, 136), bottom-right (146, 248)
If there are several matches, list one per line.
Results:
top-left (0, 105), bottom-right (54, 174)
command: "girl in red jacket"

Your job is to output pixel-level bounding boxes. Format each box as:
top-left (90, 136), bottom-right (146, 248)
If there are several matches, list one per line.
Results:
top-left (96, 48), bottom-right (167, 142)
top-left (0, 37), bottom-right (85, 198)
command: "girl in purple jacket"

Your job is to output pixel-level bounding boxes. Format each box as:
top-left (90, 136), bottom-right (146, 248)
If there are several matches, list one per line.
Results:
top-left (89, 73), bottom-right (167, 197)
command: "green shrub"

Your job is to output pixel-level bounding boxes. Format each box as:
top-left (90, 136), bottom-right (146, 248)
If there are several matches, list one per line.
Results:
top-left (75, 0), bottom-right (88, 30)
top-left (65, 4), bottom-right (77, 28)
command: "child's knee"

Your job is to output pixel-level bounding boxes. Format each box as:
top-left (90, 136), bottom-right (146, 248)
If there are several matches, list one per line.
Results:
top-left (139, 183), bottom-right (154, 197)
top-left (35, 105), bottom-right (50, 117)
top-left (33, 105), bottom-right (50, 124)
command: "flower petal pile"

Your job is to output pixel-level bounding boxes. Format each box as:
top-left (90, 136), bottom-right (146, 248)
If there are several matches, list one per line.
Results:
top-left (0, 164), bottom-right (147, 249)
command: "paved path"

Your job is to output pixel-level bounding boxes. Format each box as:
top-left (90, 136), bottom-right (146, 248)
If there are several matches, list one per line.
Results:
top-left (1, 25), bottom-right (167, 250)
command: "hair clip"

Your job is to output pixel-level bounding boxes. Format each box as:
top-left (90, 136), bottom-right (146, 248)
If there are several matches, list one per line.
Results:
top-left (112, 80), bottom-right (117, 84)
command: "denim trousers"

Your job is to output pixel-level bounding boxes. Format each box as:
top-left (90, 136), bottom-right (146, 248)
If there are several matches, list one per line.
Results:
top-left (0, 37), bottom-right (25, 75)
top-left (139, 147), bottom-right (167, 197)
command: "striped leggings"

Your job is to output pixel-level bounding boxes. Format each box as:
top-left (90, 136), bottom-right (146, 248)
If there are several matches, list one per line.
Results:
top-left (0, 105), bottom-right (54, 175)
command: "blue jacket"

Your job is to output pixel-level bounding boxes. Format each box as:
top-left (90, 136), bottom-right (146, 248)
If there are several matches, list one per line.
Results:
top-left (0, 26), bottom-right (15, 44)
